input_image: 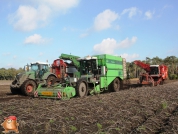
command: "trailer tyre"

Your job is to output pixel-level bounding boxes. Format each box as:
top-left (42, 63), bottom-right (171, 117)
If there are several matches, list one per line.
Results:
top-left (112, 78), bottom-right (120, 92)
top-left (76, 79), bottom-right (88, 97)
top-left (21, 80), bottom-right (36, 96)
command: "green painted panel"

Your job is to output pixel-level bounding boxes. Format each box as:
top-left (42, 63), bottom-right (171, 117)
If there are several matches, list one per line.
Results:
top-left (100, 76), bottom-right (117, 88)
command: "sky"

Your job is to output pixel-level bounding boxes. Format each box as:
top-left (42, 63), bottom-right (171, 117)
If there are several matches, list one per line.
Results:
top-left (0, 0), bottom-right (178, 69)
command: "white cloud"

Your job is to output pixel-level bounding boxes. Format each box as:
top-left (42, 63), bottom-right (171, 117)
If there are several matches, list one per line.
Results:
top-left (120, 53), bottom-right (139, 62)
top-left (9, 5), bottom-right (51, 31)
top-left (13, 55), bottom-right (17, 59)
top-left (94, 9), bottom-right (119, 31)
top-left (35, 0), bottom-right (80, 11)
top-left (121, 7), bottom-right (141, 18)
top-left (145, 10), bottom-right (154, 20)
top-left (24, 34), bottom-right (46, 44)
top-left (3, 52), bottom-right (11, 56)
top-left (39, 52), bottom-right (44, 56)
top-left (93, 36), bottom-right (137, 54)
top-left (119, 36), bottom-right (137, 48)
top-left (9, 0), bottom-right (79, 31)
top-left (163, 5), bottom-right (173, 9)
top-left (93, 38), bottom-right (117, 54)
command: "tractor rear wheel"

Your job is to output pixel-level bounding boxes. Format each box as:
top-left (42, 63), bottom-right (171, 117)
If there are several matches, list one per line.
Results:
top-left (47, 76), bottom-right (56, 86)
top-left (21, 80), bottom-right (36, 96)
top-left (111, 78), bottom-right (120, 92)
top-left (76, 79), bottom-right (88, 97)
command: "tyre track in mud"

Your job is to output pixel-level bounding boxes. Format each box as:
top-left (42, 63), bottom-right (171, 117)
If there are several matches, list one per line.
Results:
top-left (0, 85), bottom-right (32, 102)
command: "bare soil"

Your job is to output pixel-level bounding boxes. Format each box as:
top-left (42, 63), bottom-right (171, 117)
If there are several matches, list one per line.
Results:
top-left (0, 80), bottom-right (178, 134)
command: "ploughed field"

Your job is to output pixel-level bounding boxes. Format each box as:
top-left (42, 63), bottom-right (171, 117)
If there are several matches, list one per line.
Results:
top-left (0, 80), bottom-right (178, 134)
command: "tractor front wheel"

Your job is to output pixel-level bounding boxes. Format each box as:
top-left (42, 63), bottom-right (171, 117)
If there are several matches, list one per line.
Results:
top-left (76, 80), bottom-right (88, 97)
top-left (21, 80), bottom-right (36, 96)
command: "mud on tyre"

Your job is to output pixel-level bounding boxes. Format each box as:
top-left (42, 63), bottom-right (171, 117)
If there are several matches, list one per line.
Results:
top-left (109, 78), bottom-right (121, 92)
top-left (21, 80), bottom-right (37, 96)
top-left (76, 78), bottom-right (88, 97)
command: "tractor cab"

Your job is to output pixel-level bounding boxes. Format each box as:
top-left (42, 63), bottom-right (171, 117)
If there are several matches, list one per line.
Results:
top-left (30, 62), bottom-right (49, 79)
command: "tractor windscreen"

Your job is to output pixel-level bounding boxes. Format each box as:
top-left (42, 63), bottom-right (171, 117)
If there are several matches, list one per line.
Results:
top-left (80, 59), bottom-right (97, 75)
top-left (31, 64), bottom-right (39, 71)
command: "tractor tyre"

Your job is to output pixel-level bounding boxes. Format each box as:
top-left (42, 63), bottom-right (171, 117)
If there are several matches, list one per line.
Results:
top-left (10, 87), bottom-right (21, 95)
top-left (21, 80), bottom-right (36, 96)
top-left (47, 76), bottom-right (56, 86)
top-left (76, 79), bottom-right (88, 97)
top-left (111, 78), bottom-right (120, 92)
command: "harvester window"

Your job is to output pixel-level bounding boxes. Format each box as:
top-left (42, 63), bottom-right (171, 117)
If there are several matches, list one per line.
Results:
top-left (150, 67), bottom-right (159, 75)
top-left (80, 59), bottom-right (97, 75)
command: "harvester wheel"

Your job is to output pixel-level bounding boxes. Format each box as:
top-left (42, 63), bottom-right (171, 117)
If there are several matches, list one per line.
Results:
top-left (112, 78), bottom-right (120, 92)
top-left (47, 76), bottom-right (56, 86)
top-left (21, 80), bottom-right (36, 96)
top-left (76, 79), bottom-right (88, 97)
top-left (10, 87), bottom-right (21, 94)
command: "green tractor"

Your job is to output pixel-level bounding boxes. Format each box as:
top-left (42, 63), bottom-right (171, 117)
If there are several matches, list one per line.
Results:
top-left (10, 62), bottom-right (57, 96)
top-left (35, 54), bottom-right (127, 99)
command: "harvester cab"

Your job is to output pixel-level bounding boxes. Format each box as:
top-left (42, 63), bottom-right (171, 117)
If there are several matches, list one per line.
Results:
top-left (79, 56), bottom-right (99, 77)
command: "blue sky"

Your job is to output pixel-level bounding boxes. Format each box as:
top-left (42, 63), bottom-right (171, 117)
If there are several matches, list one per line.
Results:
top-left (0, 0), bottom-right (178, 69)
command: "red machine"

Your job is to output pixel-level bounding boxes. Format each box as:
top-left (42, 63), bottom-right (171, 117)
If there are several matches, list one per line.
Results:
top-left (51, 59), bottom-right (67, 79)
top-left (134, 60), bottom-right (168, 86)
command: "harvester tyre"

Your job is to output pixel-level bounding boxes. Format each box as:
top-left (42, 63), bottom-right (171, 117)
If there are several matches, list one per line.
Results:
top-left (47, 76), bottom-right (56, 86)
top-left (76, 79), bottom-right (88, 97)
top-left (21, 80), bottom-right (36, 96)
top-left (112, 78), bottom-right (120, 92)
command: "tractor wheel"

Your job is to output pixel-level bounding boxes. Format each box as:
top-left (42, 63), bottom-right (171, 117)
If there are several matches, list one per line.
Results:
top-left (21, 80), bottom-right (36, 96)
top-left (47, 76), bottom-right (56, 86)
top-left (111, 78), bottom-right (120, 92)
top-left (10, 87), bottom-right (21, 94)
top-left (76, 79), bottom-right (88, 97)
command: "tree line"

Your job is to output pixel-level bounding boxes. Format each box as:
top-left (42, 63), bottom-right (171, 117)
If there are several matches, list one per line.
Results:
top-left (0, 56), bottom-right (177, 80)
top-left (0, 68), bottom-right (23, 80)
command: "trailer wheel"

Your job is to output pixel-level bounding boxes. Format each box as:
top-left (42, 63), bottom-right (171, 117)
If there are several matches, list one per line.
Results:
top-left (47, 76), bottom-right (56, 86)
top-left (76, 80), bottom-right (88, 97)
top-left (111, 78), bottom-right (120, 92)
top-left (21, 80), bottom-right (36, 96)
top-left (160, 79), bottom-right (164, 85)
